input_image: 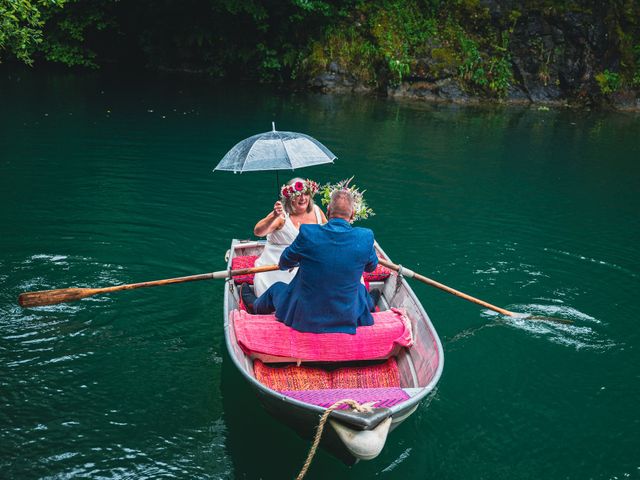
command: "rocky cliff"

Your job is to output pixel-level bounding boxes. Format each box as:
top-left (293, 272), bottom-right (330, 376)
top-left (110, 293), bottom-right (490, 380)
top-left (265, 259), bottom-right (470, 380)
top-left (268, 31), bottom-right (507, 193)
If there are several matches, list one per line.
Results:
top-left (308, 1), bottom-right (640, 111)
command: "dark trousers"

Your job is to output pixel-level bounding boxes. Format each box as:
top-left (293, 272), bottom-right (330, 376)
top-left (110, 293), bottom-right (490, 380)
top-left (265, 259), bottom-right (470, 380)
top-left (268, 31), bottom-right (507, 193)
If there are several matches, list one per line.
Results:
top-left (253, 281), bottom-right (288, 315)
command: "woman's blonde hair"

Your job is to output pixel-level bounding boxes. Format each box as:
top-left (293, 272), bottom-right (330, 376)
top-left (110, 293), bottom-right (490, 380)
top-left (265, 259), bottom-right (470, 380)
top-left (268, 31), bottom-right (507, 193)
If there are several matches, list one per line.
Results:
top-left (283, 177), bottom-right (316, 214)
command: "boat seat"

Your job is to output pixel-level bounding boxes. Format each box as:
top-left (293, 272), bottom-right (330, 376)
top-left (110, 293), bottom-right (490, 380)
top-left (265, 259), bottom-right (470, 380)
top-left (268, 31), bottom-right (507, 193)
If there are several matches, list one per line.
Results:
top-left (280, 387), bottom-right (410, 409)
top-left (232, 307), bottom-right (413, 363)
top-left (253, 358), bottom-right (402, 391)
top-left (253, 356), bottom-right (410, 409)
top-left (230, 255), bottom-right (391, 285)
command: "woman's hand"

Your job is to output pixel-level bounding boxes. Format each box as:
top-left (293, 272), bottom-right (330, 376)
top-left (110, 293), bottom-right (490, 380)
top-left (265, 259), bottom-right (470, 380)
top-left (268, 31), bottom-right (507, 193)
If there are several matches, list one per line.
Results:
top-left (254, 201), bottom-right (285, 237)
top-left (273, 201), bottom-right (285, 218)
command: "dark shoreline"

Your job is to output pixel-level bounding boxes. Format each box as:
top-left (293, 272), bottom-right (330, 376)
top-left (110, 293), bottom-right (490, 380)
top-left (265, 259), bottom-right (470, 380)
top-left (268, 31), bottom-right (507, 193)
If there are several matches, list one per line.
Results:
top-left (5, 62), bottom-right (639, 113)
top-left (307, 76), bottom-right (640, 113)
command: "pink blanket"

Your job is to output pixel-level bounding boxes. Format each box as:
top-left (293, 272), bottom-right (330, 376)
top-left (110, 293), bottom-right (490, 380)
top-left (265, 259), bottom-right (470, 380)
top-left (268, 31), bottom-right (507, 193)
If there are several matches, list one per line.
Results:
top-left (280, 387), bottom-right (410, 409)
top-left (232, 308), bottom-right (413, 362)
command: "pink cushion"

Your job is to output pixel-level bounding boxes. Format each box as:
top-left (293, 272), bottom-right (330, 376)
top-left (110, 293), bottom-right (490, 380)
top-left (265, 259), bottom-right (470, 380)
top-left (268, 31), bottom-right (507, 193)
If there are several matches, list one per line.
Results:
top-left (232, 308), bottom-right (413, 362)
top-left (365, 263), bottom-right (392, 282)
top-left (231, 255), bottom-right (259, 284)
top-left (231, 255), bottom-right (391, 285)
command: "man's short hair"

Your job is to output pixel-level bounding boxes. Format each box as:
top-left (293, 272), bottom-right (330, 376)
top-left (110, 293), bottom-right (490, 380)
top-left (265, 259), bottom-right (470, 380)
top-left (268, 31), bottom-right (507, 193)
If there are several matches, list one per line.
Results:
top-left (328, 190), bottom-right (354, 219)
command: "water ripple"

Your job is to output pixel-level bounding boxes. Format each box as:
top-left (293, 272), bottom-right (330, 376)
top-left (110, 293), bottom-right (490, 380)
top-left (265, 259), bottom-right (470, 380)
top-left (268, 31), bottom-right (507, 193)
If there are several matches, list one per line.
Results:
top-left (481, 306), bottom-right (617, 351)
top-left (543, 247), bottom-right (638, 279)
top-left (379, 447), bottom-right (413, 474)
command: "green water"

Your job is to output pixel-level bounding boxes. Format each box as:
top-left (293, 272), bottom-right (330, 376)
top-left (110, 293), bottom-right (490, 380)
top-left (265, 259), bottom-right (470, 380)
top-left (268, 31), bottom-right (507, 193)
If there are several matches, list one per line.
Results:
top-left (1, 70), bottom-right (639, 480)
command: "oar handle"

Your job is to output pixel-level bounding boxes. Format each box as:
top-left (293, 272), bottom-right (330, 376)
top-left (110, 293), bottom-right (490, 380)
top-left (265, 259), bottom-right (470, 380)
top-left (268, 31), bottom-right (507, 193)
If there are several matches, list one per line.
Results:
top-left (18, 264), bottom-right (280, 308)
top-left (378, 258), bottom-right (516, 317)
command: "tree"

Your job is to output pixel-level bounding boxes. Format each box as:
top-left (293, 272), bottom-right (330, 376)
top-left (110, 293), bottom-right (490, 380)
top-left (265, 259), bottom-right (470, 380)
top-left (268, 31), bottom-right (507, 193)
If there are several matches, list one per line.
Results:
top-left (0, 0), bottom-right (66, 64)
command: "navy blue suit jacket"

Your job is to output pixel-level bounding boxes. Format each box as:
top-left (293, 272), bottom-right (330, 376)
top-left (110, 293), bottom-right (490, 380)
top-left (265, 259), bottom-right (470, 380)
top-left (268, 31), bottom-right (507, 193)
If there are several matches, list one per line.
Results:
top-left (273, 218), bottom-right (378, 334)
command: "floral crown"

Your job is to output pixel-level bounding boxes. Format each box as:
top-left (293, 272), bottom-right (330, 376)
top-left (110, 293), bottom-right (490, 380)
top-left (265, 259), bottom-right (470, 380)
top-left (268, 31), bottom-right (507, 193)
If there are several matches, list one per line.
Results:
top-left (280, 179), bottom-right (319, 201)
top-left (320, 176), bottom-right (374, 222)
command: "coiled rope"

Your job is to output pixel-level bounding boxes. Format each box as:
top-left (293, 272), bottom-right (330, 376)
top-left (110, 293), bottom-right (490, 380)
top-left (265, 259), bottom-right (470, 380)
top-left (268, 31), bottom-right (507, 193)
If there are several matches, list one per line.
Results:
top-left (296, 399), bottom-right (373, 480)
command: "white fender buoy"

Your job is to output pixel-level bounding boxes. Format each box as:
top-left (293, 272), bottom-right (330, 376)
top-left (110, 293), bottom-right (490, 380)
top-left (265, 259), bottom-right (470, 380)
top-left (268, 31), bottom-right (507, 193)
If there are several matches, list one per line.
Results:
top-left (329, 417), bottom-right (392, 460)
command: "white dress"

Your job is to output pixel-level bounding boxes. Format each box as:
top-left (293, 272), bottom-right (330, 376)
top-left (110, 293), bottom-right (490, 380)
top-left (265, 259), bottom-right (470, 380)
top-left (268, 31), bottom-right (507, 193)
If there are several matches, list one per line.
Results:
top-left (253, 205), bottom-right (323, 296)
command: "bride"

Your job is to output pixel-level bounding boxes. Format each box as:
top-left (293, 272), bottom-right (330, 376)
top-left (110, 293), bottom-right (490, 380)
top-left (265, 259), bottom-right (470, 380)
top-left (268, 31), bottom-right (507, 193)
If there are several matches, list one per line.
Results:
top-left (252, 178), bottom-right (327, 296)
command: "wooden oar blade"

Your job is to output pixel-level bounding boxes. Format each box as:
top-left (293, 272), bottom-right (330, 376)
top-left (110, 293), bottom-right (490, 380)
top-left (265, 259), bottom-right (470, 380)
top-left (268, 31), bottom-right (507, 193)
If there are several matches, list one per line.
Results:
top-left (18, 288), bottom-right (96, 308)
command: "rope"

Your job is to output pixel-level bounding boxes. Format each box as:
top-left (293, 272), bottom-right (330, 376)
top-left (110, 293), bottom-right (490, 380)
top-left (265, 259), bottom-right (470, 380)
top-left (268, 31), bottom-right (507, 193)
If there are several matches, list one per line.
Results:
top-left (295, 399), bottom-right (373, 480)
top-left (393, 264), bottom-right (404, 298)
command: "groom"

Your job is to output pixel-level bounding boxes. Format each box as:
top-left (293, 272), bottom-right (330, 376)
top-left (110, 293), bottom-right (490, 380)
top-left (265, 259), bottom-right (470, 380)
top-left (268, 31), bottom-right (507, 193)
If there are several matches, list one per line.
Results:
top-left (243, 189), bottom-right (378, 334)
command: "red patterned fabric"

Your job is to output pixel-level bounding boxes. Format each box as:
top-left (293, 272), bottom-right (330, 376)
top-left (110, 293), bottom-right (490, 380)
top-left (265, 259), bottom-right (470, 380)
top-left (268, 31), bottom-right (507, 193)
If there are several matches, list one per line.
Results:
top-left (232, 308), bottom-right (413, 362)
top-left (364, 263), bottom-right (391, 282)
top-left (332, 358), bottom-right (401, 389)
top-left (231, 255), bottom-right (390, 285)
top-left (231, 255), bottom-right (259, 284)
top-left (253, 358), bottom-right (401, 391)
top-left (254, 360), bottom-right (332, 390)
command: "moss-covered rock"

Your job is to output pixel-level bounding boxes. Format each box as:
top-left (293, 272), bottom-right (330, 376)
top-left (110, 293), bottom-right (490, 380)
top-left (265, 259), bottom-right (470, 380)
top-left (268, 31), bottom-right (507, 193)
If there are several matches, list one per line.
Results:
top-left (300, 0), bottom-right (639, 109)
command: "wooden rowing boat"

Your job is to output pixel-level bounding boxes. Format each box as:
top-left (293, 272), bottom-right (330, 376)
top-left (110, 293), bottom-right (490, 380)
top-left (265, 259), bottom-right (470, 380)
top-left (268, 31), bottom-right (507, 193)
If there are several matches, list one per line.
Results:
top-left (223, 239), bottom-right (444, 464)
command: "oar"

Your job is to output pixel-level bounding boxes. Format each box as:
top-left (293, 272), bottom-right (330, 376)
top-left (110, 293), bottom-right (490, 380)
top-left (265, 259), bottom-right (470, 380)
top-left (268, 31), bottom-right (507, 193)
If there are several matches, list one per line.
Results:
top-left (18, 264), bottom-right (280, 308)
top-left (377, 259), bottom-right (572, 324)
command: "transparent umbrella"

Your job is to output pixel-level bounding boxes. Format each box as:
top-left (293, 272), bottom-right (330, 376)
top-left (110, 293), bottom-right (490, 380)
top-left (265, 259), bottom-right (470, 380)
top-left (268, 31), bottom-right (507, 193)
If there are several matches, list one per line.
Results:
top-left (214, 123), bottom-right (336, 174)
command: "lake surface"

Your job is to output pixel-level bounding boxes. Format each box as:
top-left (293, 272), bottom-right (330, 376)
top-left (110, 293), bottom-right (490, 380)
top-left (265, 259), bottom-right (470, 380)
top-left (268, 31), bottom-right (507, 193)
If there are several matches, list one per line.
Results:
top-left (1, 69), bottom-right (638, 479)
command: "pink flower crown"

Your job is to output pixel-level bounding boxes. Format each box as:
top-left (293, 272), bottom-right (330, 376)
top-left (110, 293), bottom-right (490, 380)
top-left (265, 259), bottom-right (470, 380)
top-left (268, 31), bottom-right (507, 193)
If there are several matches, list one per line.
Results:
top-left (280, 179), bottom-right (319, 201)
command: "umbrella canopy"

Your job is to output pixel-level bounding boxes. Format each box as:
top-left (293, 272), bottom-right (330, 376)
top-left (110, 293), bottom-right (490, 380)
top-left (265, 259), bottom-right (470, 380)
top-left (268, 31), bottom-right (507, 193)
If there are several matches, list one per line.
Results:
top-left (214, 123), bottom-right (336, 173)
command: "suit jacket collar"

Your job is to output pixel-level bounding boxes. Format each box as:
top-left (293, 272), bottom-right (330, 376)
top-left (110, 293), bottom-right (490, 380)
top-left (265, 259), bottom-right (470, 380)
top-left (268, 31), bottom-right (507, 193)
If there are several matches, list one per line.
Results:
top-left (326, 217), bottom-right (352, 231)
